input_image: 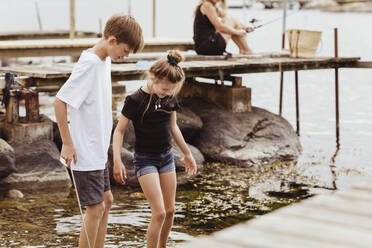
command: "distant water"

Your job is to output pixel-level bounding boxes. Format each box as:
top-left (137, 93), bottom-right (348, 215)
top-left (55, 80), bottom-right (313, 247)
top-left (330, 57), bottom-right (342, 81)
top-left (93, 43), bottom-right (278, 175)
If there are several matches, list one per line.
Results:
top-left (1, 1), bottom-right (372, 247)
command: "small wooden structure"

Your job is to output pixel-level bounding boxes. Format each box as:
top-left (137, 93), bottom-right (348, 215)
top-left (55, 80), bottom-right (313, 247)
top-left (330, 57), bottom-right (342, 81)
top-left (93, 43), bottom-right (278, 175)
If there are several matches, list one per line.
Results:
top-left (0, 38), bottom-right (194, 58)
top-left (182, 179), bottom-right (372, 247)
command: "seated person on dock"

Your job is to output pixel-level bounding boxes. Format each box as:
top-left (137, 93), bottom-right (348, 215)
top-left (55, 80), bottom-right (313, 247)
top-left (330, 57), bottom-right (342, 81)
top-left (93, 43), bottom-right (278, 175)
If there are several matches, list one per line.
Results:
top-left (193, 0), bottom-right (254, 55)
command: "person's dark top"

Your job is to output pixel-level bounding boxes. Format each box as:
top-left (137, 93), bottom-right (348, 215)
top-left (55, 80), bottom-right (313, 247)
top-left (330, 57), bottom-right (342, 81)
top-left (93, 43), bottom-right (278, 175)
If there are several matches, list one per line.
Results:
top-left (193, 4), bottom-right (226, 55)
top-left (121, 87), bottom-right (180, 154)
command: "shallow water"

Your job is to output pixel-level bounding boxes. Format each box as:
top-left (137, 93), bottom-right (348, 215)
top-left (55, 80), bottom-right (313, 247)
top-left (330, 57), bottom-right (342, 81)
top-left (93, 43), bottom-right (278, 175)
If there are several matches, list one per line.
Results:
top-left (1, 1), bottom-right (372, 247)
top-left (0, 162), bottom-right (313, 247)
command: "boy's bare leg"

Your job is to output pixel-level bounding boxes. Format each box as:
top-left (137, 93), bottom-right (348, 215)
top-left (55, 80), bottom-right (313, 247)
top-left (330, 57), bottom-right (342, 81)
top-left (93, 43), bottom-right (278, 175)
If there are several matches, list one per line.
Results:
top-left (158, 171), bottom-right (177, 248)
top-left (94, 191), bottom-right (114, 248)
top-left (138, 173), bottom-right (166, 248)
top-left (79, 202), bottom-right (105, 248)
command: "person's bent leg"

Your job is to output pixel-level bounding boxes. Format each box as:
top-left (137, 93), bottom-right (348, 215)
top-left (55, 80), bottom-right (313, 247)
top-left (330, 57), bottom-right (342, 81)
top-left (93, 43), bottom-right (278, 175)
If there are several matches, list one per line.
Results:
top-left (158, 171), bottom-right (177, 248)
top-left (79, 202), bottom-right (105, 248)
top-left (138, 173), bottom-right (166, 248)
top-left (94, 191), bottom-right (113, 248)
top-left (222, 14), bottom-right (252, 54)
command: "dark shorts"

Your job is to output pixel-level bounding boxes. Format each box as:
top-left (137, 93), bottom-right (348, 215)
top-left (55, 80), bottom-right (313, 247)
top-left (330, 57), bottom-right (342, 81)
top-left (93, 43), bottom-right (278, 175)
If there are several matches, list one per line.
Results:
top-left (72, 166), bottom-right (111, 207)
top-left (195, 32), bottom-right (227, 55)
top-left (133, 149), bottom-right (176, 177)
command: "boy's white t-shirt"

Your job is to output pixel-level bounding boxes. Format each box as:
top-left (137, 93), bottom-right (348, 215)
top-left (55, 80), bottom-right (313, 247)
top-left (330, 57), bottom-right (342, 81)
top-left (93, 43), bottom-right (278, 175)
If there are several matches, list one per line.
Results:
top-left (56, 50), bottom-right (112, 171)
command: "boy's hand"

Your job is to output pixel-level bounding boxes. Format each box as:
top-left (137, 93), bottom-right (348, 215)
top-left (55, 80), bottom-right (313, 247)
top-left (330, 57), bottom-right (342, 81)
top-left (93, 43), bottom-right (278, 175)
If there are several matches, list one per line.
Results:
top-left (184, 153), bottom-right (197, 176)
top-left (113, 161), bottom-right (127, 185)
top-left (61, 144), bottom-right (77, 168)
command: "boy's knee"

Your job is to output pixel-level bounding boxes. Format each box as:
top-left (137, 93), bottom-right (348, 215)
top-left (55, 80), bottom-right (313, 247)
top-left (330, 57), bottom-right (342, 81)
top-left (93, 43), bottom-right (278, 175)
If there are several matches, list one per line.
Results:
top-left (104, 192), bottom-right (114, 210)
top-left (87, 202), bottom-right (105, 218)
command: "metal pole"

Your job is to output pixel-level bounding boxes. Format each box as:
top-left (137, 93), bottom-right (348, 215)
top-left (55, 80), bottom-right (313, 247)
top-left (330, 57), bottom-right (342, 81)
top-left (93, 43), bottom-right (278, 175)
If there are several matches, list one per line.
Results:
top-left (35, 1), bottom-right (42, 31)
top-left (295, 70), bottom-right (300, 135)
top-left (128, 0), bottom-right (132, 15)
top-left (152, 0), bottom-right (156, 38)
top-left (70, 0), bottom-right (75, 39)
top-left (334, 28), bottom-right (339, 139)
top-left (279, 0), bottom-right (287, 116)
top-left (282, 0), bottom-right (287, 50)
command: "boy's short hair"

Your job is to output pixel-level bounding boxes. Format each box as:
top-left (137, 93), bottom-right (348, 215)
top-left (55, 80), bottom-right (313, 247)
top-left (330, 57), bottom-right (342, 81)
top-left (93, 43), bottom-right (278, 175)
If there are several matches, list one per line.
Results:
top-left (104, 14), bottom-right (144, 53)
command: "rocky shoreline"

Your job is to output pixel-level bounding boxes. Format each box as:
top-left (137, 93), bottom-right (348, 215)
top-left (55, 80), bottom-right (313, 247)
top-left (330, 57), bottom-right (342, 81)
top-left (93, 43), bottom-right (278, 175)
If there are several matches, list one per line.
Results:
top-left (0, 97), bottom-right (302, 192)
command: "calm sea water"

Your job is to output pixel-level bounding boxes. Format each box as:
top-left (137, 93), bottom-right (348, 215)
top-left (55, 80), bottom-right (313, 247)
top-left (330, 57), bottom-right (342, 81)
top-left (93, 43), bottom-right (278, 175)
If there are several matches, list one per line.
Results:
top-left (1, 1), bottom-right (372, 247)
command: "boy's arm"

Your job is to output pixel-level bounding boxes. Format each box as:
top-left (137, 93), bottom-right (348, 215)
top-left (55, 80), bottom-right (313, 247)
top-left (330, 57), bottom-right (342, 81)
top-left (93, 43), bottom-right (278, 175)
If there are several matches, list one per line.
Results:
top-left (54, 98), bottom-right (76, 167)
top-left (112, 114), bottom-right (130, 184)
top-left (170, 112), bottom-right (197, 176)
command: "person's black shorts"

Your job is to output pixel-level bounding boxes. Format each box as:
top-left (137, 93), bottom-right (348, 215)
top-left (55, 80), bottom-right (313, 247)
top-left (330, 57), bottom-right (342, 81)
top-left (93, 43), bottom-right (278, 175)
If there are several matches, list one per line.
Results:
top-left (72, 166), bottom-right (111, 207)
top-left (195, 32), bottom-right (227, 55)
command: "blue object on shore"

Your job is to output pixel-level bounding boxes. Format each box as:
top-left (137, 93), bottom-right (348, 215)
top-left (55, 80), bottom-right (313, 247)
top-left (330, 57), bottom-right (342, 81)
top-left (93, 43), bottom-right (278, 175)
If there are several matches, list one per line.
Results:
top-left (136, 60), bottom-right (155, 66)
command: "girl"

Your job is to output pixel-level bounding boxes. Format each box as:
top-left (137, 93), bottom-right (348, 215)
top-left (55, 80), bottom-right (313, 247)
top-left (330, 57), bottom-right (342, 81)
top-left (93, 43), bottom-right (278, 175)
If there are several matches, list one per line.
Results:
top-left (112, 50), bottom-right (197, 248)
top-left (193, 0), bottom-right (254, 55)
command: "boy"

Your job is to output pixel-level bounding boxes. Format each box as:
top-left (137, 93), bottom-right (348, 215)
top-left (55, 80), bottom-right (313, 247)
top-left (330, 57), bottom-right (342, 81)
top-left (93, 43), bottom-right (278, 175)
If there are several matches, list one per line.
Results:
top-left (54, 15), bottom-right (143, 248)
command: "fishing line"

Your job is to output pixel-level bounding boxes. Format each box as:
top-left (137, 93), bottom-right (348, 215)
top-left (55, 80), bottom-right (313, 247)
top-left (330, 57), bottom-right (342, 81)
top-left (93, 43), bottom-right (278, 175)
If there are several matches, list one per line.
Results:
top-left (250, 5), bottom-right (310, 30)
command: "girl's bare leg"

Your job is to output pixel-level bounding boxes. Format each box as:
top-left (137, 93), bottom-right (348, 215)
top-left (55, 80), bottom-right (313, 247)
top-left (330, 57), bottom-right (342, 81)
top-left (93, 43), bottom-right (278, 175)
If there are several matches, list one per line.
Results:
top-left (158, 171), bottom-right (177, 248)
top-left (138, 173), bottom-right (166, 248)
top-left (221, 14), bottom-right (253, 54)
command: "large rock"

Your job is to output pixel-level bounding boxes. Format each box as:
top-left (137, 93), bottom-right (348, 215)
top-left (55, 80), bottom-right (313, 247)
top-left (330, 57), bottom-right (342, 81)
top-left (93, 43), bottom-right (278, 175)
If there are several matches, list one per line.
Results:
top-left (0, 139), bottom-right (71, 191)
top-left (0, 138), bottom-right (16, 179)
top-left (181, 98), bottom-right (302, 166)
top-left (177, 107), bottom-right (203, 143)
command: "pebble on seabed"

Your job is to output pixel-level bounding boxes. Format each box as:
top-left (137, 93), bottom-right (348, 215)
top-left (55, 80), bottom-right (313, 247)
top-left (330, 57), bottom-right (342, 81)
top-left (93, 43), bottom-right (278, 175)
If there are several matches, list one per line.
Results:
top-left (7, 189), bottom-right (24, 199)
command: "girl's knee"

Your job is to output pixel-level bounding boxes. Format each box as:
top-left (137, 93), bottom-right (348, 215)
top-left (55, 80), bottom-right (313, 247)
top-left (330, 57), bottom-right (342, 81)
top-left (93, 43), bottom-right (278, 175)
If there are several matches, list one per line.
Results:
top-left (165, 207), bottom-right (175, 218)
top-left (153, 209), bottom-right (166, 223)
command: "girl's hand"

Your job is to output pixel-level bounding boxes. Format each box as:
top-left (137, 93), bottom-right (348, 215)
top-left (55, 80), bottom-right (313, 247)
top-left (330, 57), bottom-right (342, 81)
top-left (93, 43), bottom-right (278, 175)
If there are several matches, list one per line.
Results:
top-left (235, 29), bottom-right (247, 36)
top-left (245, 27), bottom-right (254, 33)
top-left (61, 144), bottom-right (77, 168)
top-left (184, 153), bottom-right (197, 176)
top-left (113, 161), bottom-right (127, 185)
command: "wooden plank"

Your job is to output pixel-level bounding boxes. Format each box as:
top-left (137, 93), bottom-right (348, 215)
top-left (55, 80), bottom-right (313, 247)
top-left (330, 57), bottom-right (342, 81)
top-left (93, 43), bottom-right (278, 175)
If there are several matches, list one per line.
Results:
top-left (0, 30), bottom-right (99, 40)
top-left (276, 203), bottom-right (372, 231)
top-left (0, 38), bottom-right (194, 58)
top-left (212, 224), bottom-right (352, 248)
top-left (246, 214), bottom-right (372, 247)
top-left (350, 61), bottom-right (372, 68)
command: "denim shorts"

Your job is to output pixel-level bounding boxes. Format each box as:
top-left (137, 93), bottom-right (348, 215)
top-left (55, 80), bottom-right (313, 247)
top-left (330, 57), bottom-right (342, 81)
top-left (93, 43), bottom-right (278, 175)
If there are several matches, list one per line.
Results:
top-left (133, 149), bottom-right (176, 177)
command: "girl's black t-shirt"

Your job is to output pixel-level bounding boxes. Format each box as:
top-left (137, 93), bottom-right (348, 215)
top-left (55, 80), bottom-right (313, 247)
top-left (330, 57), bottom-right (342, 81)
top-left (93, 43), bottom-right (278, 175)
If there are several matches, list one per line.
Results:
top-left (121, 88), bottom-right (180, 154)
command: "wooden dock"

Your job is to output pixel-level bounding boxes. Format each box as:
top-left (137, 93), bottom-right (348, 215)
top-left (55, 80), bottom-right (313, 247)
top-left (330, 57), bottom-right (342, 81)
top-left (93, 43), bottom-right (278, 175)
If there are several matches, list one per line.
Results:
top-left (0, 56), bottom-right (360, 84)
top-left (181, 179), bottom-right (372, 248)
top-left (0, 38), bottom-right (194, 58)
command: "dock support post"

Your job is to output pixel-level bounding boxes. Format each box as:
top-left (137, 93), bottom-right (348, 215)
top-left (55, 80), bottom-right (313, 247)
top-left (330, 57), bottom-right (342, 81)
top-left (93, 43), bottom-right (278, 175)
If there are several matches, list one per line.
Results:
top-left (22, 90), bottom-right (40, 122)
top-left (334, 28), bottom-right (339, 140)
top-left (295, 70), bottom-right (300, 135)
top-left (6, 92), bottom-right (19, 123)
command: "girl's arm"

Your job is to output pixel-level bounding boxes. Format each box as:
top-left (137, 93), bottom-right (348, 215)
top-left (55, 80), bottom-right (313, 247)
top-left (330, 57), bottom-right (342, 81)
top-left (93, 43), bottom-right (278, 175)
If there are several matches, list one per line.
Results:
top-left (54, 98), bottom-right (76, 167)
top-left (112, 114), bottom-right (130, 184)
top-left (170, 112), bottom-right (197, 176)
top-left (201, 2), bottom-right (246, 36)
